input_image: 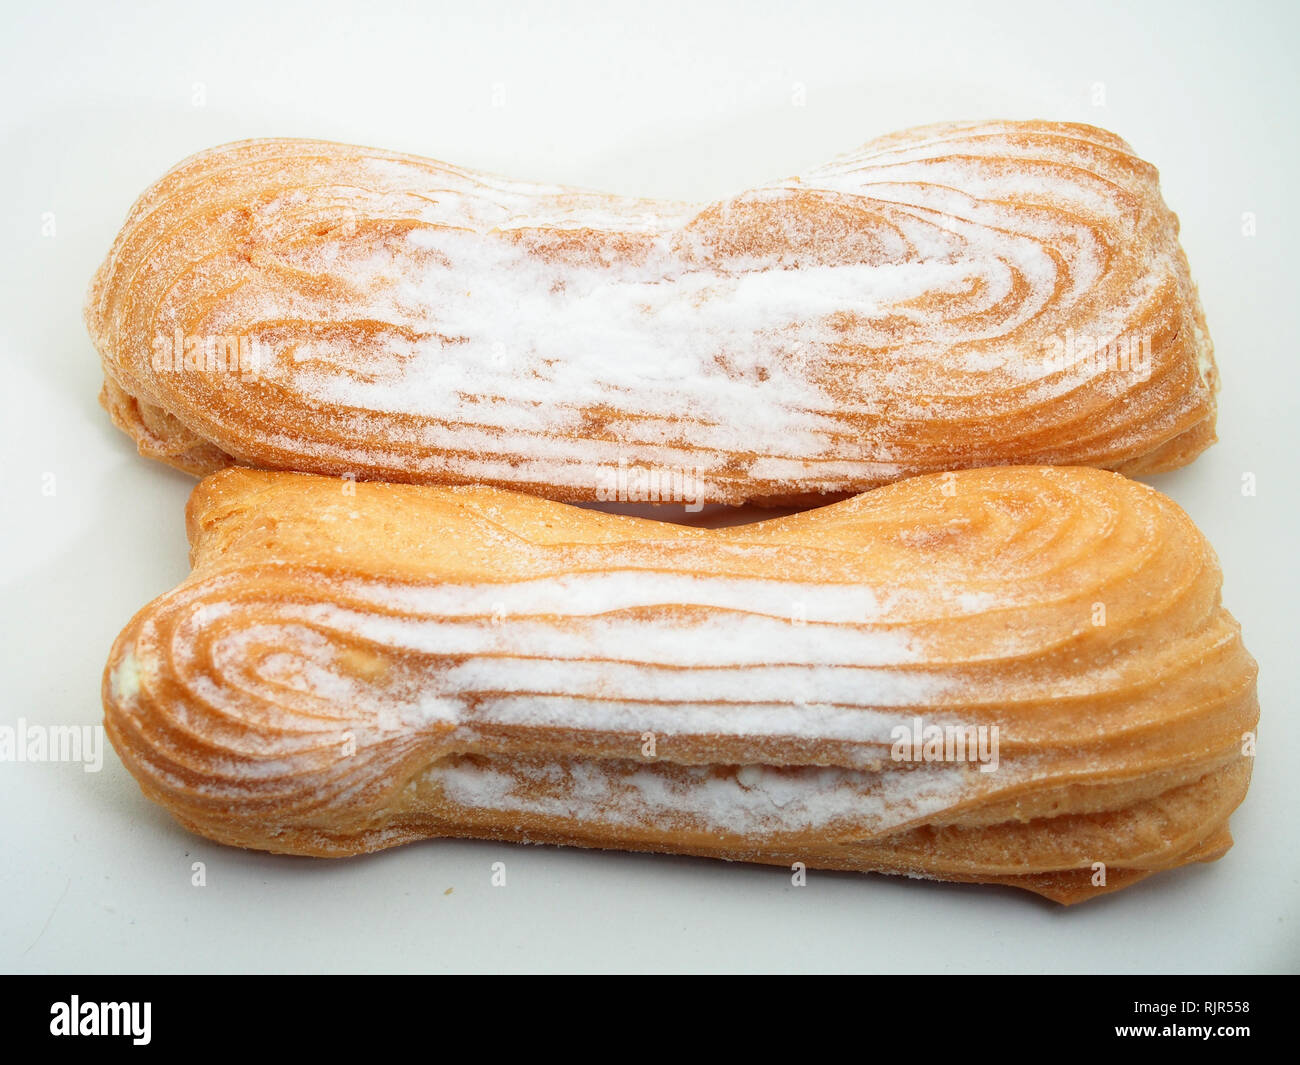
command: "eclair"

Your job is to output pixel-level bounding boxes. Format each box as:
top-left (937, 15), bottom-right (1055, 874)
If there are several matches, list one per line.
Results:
top-left (101, 465), bottom-right (1257, 902)
top-left (86, 121), bottom-right (1217, 505)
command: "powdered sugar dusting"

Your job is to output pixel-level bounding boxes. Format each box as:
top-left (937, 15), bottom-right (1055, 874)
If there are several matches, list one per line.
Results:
top-left (426, 754), bottom-right (1001, 838)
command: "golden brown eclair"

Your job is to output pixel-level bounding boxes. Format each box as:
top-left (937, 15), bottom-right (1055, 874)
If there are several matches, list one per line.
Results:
top-left (86, 121), bottom-right (1216, 505)
top-left (102, 465), bottom-right (1257, 903)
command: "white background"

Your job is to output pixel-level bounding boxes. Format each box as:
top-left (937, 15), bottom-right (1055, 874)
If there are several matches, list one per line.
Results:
top-left (1, 0), bottom-right (1296, 973)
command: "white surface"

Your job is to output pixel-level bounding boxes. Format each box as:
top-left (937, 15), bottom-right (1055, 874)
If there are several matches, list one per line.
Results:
top-left (1, 0), bottom-right (1296, 974)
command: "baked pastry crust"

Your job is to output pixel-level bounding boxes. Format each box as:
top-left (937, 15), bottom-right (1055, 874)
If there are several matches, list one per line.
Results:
top-left (86, 121), bottom-right (1217, 504)
top-left (102, 465), bottom-right (1257, 903)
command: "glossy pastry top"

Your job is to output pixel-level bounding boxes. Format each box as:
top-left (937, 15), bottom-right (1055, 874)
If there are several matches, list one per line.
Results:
top-left (86, 121), bottom-right (1217, 503)
top-left (102, 466), bottom-right (1257, 900)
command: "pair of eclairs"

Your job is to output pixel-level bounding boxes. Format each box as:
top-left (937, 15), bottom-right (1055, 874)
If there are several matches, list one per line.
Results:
top-left (88, 121), bottom-right (1258, 903)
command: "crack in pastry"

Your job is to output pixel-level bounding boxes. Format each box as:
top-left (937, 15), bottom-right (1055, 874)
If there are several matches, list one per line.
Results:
top-left (86, 121), bottom-right (1217, 504)
top-left (101, 465), bottom-right (1257, 903)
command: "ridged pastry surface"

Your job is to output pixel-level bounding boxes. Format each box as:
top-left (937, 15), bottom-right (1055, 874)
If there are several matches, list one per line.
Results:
top-left (102, 466), bottom-right (1257, 902)
top-left (86, 121), bottom-right (1217, 504)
